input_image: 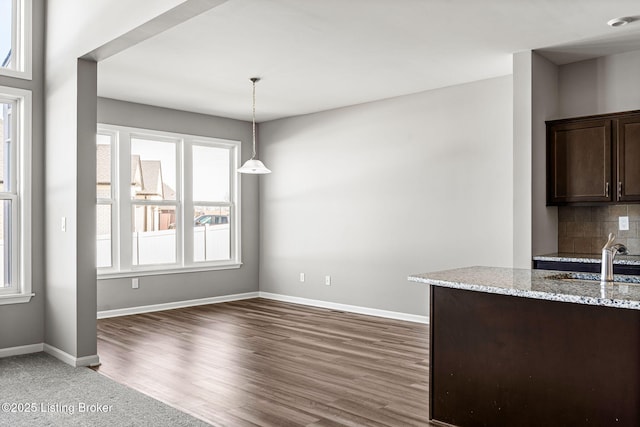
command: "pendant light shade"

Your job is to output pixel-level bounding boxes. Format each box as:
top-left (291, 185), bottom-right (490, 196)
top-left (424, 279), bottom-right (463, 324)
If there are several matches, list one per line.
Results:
top-left (238, 77), bottom-right (271, 174)
top-left (237, 158), bottom-right (271, 174)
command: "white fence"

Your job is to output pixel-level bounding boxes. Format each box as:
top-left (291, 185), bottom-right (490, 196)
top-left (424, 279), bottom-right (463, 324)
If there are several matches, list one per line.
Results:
top-left (97, 225), bottom-right (230, 267)
top-left (193, 225), bottom-right (230, 262)
top-left (133, 229), bottom-right (177, 265)
top-left (97, 235), bottom-right (110, 268)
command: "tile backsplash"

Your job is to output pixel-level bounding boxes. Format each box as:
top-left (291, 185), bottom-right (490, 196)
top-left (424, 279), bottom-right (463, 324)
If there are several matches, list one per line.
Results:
top-left (558, 205), bottom-right (640, 255)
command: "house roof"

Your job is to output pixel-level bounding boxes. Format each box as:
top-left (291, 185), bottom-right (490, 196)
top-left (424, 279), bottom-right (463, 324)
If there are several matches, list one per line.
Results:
top-left (137, 160), bottom-right (163, 197)
top-left (162, 183), bottom-right (176, 200)
top-left (131, 154), bottom-right (143, 188)
top-left (98, 148), bottom-right (175, 199)
top-left (137, 160), bottom-right (175, 199)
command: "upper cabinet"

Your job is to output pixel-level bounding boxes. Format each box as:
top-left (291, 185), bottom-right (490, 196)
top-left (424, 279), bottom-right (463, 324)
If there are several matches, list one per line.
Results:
top-left (547, 111), bottom-right (640, 206)
top-left (547, 119), bottom-right (612, 204)
top-left (617, 115), bottom-right (640, 202)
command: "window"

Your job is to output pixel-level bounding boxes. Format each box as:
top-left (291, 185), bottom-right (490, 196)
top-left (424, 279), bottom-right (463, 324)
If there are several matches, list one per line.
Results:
top-left (0, 86), bottom-right (32, 304)
top-left (0, 0), bottom-right (32, 79)
top-left (130, 135), bottom-right (178, 266)
top-left (192, 144), bottom-right (232, 262)
top-left (97, 125), bottom-right (241, 277)
top-left (96, 131), bottom-right (115, 268)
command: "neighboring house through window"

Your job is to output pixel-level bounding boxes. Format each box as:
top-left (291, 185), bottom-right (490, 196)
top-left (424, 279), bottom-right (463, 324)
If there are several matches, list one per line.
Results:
top-left (97, 124), bottom-right (241, 277)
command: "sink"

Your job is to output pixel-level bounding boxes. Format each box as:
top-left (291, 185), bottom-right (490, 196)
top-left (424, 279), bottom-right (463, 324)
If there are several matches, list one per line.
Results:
top-left (547, 272), bottom-right (640, 284)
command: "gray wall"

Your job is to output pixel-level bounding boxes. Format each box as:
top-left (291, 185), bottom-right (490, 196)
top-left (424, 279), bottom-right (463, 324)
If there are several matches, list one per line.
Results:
top-left (512, 51), bottom-right (533, 268)
top-left (525, 48), bottom-right (640, 261)
top-left (0, 0), bottom-right (45, 350)
top-left (531, 53), bottom-right (559, 257)
top-left (45, 0), bottom-right (189, 360)
top-left (76, 59), bottom-right (98, 357)
top-left (558, 48), bottom-right (640, 117)
top-left (258, 76), bottom-right (514, 316)
top-left (96, 98), bottom-right (259, 312)
top-left (513, 50), bottom-right (562, 266)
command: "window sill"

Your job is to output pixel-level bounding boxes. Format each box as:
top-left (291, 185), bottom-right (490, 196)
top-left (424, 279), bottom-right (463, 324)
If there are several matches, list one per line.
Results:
top-left (97, 263), bottom-right (242, 280)
top-left (0, 68), bottom-right (33, 81)
top-left (0, 292), bottom-right (35, 305)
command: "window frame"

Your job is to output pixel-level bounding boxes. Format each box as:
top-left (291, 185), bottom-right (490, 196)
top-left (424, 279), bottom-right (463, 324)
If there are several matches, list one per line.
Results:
top-left (97, 124), bottom-right (242, 279)
top-left (0, 0), bottom-right (32, 80)
top-left (128, 131), bottom-right (181, 269)
top-left (96, 129), bottom-right (118, 271)
top-left (0, 85), bottom-right (32, 305)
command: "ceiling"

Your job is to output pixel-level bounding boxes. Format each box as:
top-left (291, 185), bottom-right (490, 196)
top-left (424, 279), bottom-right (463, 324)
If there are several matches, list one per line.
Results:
top-left (97, 0), bottom-right (640, 122)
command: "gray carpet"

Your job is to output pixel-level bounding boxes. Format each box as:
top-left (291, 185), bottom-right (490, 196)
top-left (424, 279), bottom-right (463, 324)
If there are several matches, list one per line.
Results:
top-left (0, 352), bottom-right (211, 426)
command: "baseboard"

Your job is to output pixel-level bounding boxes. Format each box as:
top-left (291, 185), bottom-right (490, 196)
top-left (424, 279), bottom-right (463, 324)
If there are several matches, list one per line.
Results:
top-left (97, 291), bottom-right (260, 319)
top-left (43, 344), bottom-right (100, 368)
top-left (95, 290), bottom-right (427, 324)
top-left (1, 343), bottom-right (99, 367)
top-left (259, 292), bottom-right (429, 324)
top-left (0, 343), bottom-right (44, 358)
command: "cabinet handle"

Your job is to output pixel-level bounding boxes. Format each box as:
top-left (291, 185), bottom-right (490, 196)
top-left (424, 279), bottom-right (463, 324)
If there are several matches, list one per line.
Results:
top-left (606, 182), bottom-right (610, 198)
top-left (619, 182), bottom-right (623, 199)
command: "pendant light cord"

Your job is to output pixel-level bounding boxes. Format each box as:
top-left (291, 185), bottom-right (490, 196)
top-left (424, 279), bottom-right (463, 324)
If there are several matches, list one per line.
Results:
top-left (251, 77), bottom-right (259, 159)
top-left (237, 76), bottom-right (271, 174)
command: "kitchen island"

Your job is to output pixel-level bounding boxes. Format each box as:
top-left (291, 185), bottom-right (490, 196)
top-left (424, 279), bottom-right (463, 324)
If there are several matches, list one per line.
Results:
top-left (409, 266), bottom-right (640, 427)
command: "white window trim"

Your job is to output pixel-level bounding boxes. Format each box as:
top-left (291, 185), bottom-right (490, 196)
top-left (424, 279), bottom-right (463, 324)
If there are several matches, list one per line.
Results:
top-left (96, 128), bottom-right (118, 271)
top-left (0, 85), bottom-right (32, 304)
top-left (97, 124), bottom-right (242, 279)
top-left (0, 0), bottom-right (33, 80)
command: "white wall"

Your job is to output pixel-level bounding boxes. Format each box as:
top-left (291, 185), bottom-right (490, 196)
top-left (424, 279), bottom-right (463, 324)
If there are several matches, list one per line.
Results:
top-left (559, 48), bottom-right (640, 117)
top-left (259, 76), bottom-right (514, 316)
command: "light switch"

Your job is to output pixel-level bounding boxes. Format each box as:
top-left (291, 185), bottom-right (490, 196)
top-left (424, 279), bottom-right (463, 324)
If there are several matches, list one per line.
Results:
top-left (61, 217), bottom-right (66, 232)
top-left (619, 216), bottom-right (630, 231)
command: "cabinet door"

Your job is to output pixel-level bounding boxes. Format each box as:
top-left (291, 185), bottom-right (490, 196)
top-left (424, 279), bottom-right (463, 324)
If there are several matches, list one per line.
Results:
top-left (547, 119), bottom-right (612, 205)
top-left (617, 115), bottom-right (640, 202)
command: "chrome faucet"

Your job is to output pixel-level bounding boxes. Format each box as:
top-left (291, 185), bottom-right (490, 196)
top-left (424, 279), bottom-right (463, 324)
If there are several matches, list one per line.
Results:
top-left (601, 233), bottom-right (628, 282)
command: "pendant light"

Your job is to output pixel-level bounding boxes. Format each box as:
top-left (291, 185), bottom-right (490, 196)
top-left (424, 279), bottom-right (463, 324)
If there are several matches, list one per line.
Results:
top-left (238, 77), bottom-right (271, 174)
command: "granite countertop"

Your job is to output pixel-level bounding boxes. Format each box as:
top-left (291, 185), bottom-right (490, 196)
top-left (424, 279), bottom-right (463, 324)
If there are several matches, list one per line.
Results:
top-left (408, 266), bottom-right (640, 310)
top-left (533, 253), bottom-right (640, 265)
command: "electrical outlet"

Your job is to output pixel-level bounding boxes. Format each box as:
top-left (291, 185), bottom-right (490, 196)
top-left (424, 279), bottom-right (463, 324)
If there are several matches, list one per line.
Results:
top-left (325, 275), bottom-right (331, 286)
top-left (619, 216), bottom-right (630, 231)
top-left (132, 278), bottom-right (139, 289)
top-left (299, 273), bottom-right (305, 282)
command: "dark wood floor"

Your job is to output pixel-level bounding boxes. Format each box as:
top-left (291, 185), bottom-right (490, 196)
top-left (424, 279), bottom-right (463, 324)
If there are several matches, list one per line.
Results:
top-left (94, 298), bottom-right (431, 426)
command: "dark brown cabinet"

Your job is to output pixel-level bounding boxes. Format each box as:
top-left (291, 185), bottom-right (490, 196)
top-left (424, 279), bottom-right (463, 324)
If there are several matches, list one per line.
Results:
top-left (617, 114), bottom-right (640, 202)
top-left (547, 110), bottom-right (640, 206)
